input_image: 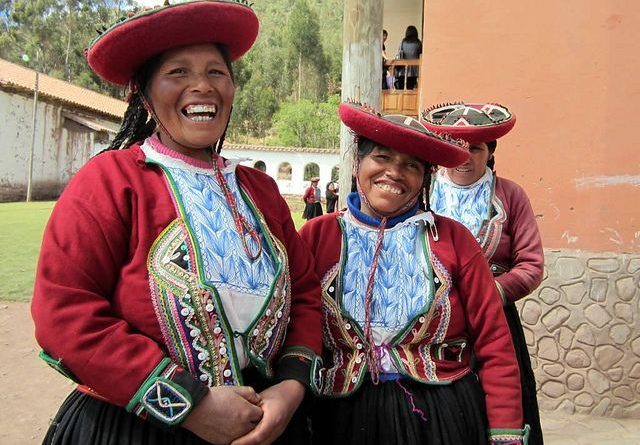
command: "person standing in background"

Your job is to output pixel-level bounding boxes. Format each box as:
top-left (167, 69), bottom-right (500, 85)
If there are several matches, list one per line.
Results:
top-left (303, 177), bottom-right (323, 220)
top-left (424, 101), bottom-right (544, 445)
top-left (396, 25), bottom-right (422, 90)
top-left (382, 29), bottom-right (390, 89)
top-left (325, 181), bottom-right (338, 213)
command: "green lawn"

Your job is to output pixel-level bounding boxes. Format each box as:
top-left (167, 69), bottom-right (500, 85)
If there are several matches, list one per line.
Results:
top-left (0, 201), bottom-right (55, 301)
top-left (0, 197), bottom-right (307, 302)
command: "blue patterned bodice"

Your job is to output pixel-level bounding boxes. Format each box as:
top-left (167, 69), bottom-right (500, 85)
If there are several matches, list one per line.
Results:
top-left (430, 167), bottom-right (493, 236)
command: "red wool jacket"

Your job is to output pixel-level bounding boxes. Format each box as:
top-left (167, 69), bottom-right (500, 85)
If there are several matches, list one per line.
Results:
top-left (299, 212), bottom-right (524, 433)
top-left (32, 145), bottom-right (322, 408)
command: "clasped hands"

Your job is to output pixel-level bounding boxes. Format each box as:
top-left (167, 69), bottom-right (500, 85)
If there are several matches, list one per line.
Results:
top-left (182, 379), bottom-right (306, 445)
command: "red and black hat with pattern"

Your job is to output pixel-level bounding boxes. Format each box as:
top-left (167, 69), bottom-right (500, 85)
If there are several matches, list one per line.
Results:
top-left (420, 102), bottom-right (516, 144)
top-left (86, 0), bottom-right (259, 86)
top-left (339, 101), bottom-right (469, 168)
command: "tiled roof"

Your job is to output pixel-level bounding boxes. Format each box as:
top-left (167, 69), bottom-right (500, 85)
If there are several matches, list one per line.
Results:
top-left (225, 143), bottom-right (339, 154)
top-left (0, 58), bottom-right (126, 119)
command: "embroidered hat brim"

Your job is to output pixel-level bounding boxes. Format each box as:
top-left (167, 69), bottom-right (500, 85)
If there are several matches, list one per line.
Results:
top-left (420, 102), bottom-right (516, 144)
top-left (87, 0), bottom-right (259, 86)
top-left (339, 103), bottom-right (470, 168)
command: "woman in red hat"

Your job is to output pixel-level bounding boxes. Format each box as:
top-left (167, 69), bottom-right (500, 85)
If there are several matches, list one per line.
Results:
top-left (302, 177), bottom-right (323, 220)
top-left (299, 102), bottom-right (529, 445)
top-left (31, 2), bottom-right (322, 444)
top-left (423, 102), bottom-right (544, 445)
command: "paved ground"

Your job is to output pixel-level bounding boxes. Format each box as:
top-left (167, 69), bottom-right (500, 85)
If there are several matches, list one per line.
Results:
top-left (540, 410), bottom-right (640, 445)
top-left (2, 302), bottom-right (638, 444)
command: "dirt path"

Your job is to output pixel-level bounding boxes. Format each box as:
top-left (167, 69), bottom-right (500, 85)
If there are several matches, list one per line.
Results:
top-left (0, 302), bottom-right (74, 445)
top-left (2, 302), bottom-right (639, 445)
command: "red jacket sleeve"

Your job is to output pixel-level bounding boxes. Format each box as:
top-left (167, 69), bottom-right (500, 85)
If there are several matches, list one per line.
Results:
top-left (495, 180), bottom-right (544, 303)
top-left (31, 157), bottom-right (168, 407)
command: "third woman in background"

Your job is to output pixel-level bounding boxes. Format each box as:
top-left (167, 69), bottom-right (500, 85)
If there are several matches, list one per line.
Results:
top-left (424, 102), bottom-right (544, 445)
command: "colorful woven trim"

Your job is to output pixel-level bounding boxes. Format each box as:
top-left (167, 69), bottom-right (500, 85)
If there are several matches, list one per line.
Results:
top-left (489, 425), bottom-right (530, 445)
top-left (126, 358), bottom-right (204, 426)
top-left (147, 218), bottom-right (240, 387)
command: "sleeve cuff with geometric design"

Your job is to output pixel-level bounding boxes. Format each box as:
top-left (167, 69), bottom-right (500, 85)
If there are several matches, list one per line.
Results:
top-left (275, 346), bottom-right (324, 395)
top-left (488, 425), bottom-right (530, 445)
top-left (126, 358), bottom-right (208, 427)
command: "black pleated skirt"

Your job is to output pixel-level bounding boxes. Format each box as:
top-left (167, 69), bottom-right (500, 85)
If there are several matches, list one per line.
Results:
top-left (302, 202), bottom-right (323, 220)
top-left (42, 369), bottom-right (311, 445)
top-left (311, 373), bottom-right (489, 445)
top-left (504, 302), bottom-right (544, 445)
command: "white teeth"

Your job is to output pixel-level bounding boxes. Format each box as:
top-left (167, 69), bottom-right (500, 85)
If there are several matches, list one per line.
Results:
top-left (185, 104), bottom-right (217, 114)
top-left (189, 115), bottom-right (213, 122)
top-left (376, 183), bottom-right (402, 195)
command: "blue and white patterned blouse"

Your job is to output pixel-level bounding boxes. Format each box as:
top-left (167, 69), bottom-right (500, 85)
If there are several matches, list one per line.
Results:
top-left (430, 167), bottom-right (493, 236)
top-left (341, 193), bottom-right (435, 372)
top-left (142, 140), bottom-right (277, 368)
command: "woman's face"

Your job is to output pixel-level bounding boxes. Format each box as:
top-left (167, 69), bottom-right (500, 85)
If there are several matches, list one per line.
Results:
top-left (147, 44), bottom-right (235, 162)
top-left (357, 145), bottom-right (426, 217)
top-left (446, 142), bottom-right (491, 186)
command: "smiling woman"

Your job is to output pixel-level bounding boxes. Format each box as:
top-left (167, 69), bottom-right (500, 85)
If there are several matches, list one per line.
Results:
top-left (31, 2), bottom-right (323, 445)
top-left (298, 102), bottom-right (531, 445)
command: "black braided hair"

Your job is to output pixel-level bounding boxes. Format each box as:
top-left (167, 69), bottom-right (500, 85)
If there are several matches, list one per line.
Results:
top-left (106, 44), bottom-right (235, 152)
top-left (486, 140), bottom-right (497, 171)
top-left (106, 92), bottom-right (156, 151)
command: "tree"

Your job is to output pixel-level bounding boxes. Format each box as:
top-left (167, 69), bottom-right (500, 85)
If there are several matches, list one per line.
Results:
top-left (286, 0), bottom-right (329, 102)
top-left (0, 0), bottom-right (135, 98)
top-left (271, 96), bottom-right (340, 148)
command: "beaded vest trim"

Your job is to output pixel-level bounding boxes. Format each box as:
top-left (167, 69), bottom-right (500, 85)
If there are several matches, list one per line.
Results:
top-left (319, 219), bottom-right (459, 396)
top-left (147, 168), bottom-right (291, 386)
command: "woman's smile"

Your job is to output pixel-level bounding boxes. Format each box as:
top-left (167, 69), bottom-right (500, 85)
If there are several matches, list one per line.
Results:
top-left (146, 43), bottom-right (235, 162)
top-left (358, 145), bottom-right (426, 218)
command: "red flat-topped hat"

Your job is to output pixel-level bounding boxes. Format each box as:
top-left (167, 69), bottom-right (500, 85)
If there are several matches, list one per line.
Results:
top-left (339, 102), bottom-right (469, 168)
top-left (420, 102), bottom-right (516, 144)
top-left (86, 0), bottom-right (259, 86)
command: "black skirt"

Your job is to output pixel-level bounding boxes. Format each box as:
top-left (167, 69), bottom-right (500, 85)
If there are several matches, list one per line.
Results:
top-left (312, 373), bottom-right (488, 445)
top-left (302, 202), bottom-right (323, 220)
top-left (42, 369), bottom-right (311, 445)
top-left (504, 302), bottom-right (544, 445)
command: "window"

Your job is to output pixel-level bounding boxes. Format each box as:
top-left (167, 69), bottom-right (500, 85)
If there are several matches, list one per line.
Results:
top-left (278, 162), bottom-right (292, 180)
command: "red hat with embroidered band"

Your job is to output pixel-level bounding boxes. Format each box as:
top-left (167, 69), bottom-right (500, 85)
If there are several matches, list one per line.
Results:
top-left (86, 0), bottom-right (259, 86)
top-left (339, 101), bottom-right (469, 168)
top-left (420, 102), bottom-right (516, 145)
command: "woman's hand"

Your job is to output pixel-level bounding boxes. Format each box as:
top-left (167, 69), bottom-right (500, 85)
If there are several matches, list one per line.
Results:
top-left (230, 379), bottom-right (306, 445)
top-left (181, 385), bottom-right (263, 445)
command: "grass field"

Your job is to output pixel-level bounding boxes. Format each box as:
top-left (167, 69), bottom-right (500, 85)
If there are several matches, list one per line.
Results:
top-left (0, 201), bottom-right (55, 301)
top-left (0, 196), bottom-right (308, 302)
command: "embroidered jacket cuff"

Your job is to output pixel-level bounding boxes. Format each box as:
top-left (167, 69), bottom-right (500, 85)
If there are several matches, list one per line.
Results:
top-left (126, 358), bottom-right (208, 427)
top-left (275, 347), bottom-right (324, 395)
top-left (488, 425), bottom-right (530, 445)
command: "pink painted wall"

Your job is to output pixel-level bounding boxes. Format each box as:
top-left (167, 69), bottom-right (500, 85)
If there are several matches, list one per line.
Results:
top-left (421, 1), bottom-right (640, 253)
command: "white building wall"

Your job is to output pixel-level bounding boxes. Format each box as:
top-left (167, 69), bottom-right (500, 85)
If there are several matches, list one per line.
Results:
top-left (223, 147), bottom-right (341, 197)
top-left (0, 90), bottom-right (118, 200)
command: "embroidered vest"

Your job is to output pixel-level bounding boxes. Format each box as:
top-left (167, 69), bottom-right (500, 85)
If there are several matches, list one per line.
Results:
top-left (319, 221), bottom-right (471, 396)
top-left (147, 173), bottom-right (291, 387)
